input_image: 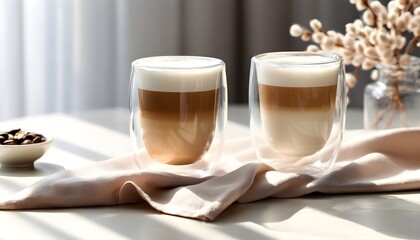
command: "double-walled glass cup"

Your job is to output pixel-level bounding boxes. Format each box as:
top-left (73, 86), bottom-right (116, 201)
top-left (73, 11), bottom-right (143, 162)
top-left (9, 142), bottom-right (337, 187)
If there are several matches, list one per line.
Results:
top-left (129, 56), bottom-right (227, 177)
top-left (249, 52), bottom-right (346, 175)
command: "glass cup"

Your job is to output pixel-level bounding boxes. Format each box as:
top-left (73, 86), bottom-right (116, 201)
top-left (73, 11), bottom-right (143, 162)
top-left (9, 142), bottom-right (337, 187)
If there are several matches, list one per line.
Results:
top-left (249, 52), bottom-right (346, 175)
top-left (129, 56), bottom-right (227, 177)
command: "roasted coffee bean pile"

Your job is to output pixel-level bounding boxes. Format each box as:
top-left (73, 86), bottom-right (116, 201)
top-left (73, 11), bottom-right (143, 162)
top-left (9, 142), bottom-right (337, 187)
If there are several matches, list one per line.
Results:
top-left (0, 129), bottom-right (47, 145)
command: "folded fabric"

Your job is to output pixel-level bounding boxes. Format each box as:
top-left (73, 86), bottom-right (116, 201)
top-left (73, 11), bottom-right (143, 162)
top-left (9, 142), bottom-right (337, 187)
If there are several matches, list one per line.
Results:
top-left (1, 128), bottom-right (420, 221)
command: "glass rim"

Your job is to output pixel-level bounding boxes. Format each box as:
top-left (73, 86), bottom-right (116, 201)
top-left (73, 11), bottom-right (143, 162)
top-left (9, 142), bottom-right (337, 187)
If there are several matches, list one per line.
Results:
top-left (132, 56), bottom-right (225, 71)
top-left (253, 51), bottom-right (342, 66)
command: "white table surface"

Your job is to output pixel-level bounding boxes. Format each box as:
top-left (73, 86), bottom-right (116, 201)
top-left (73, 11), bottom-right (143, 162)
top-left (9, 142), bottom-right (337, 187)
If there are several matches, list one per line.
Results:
top-left (0, 105), bottom-right (418, 240)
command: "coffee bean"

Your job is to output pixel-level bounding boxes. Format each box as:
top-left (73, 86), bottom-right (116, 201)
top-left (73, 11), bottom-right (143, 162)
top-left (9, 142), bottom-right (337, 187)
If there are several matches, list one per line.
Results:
top-left (3, 139), bottom-right (16, 145)
top-left (21, 139), bottom-right (33, 145)
top-left (0, 129), bottom-right (47, 145)
top-left (26, 133), bottom-right (37, 140)
top-left (9, 129), bottom-right (21, 135)
top-left (14, 131), bottom-right (27, 141)
top-left (33, 136), bottom-right (43, 143)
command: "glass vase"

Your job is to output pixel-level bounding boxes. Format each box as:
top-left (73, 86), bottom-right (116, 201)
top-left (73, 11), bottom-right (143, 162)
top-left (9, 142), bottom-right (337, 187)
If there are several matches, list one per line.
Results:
top-left (364, 56), bottom-right (420, 129)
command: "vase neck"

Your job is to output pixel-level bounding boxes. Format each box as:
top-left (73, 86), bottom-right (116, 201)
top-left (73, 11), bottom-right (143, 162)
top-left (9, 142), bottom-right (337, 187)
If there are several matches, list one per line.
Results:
top-left (376, 57), bottom-right (420, 85)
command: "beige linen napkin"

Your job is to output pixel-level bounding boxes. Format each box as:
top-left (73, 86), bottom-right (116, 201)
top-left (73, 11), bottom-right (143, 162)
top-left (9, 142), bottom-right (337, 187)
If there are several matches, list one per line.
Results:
top-left (1, 128), bottom-right (420, 221)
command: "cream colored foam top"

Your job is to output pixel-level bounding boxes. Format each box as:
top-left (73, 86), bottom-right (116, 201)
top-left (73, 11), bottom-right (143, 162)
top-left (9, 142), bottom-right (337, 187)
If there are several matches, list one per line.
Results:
top-left (132, 56), bottom-right (223, 92)
top-left (256, 55), bottom-right (340, 87)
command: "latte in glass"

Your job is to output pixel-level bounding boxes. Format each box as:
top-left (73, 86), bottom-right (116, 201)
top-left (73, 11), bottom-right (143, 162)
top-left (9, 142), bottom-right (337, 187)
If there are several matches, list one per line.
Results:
top-left (257, 55), bottom-right (339, 157)
top-left (135, 59), bottom-right (221, 165)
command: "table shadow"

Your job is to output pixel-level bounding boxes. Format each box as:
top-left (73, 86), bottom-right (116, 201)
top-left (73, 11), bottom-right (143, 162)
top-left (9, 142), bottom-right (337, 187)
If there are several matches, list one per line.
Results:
top-left (217, 192), bottom-right (420, 239)
top-left (0, 162), bottom-right (64, 177)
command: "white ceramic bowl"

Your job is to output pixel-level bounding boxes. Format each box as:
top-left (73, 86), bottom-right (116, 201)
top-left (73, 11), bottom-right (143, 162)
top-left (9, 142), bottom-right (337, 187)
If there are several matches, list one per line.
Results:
top-left (0, 138), bottom-right (53, 167)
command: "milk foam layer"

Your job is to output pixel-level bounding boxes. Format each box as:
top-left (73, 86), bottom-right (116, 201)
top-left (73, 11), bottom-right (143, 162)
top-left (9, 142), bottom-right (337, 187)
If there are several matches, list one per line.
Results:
top-left (133, 56), bottom-right (222, 92)
top-left (256, 55), bottom-right (339, 87)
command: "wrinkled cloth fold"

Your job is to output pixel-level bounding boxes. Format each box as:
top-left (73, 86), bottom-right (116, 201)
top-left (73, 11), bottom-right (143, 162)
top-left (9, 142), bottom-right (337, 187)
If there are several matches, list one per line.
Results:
top-left (1, 128), bottom-right (420, 221)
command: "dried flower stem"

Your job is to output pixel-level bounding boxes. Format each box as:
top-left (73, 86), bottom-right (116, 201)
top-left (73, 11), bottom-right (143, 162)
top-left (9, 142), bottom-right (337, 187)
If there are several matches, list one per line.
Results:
top-left (371, 75), bottom-right (410, 128)
top-left (405, 35), bottom-right (420, 54)
top-left (352, 66), bottom-right (361, 80)
top-left (365, 0), bottom-right (379, 28)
